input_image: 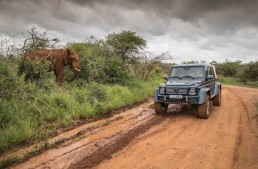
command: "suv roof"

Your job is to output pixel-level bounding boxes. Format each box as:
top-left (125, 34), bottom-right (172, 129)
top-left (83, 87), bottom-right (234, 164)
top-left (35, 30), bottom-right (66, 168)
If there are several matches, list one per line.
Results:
top-left (172, 64), bottom-right (213, 67)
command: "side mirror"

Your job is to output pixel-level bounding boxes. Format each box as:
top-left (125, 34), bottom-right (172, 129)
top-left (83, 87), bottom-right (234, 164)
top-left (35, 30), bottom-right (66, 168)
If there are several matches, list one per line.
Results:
top-left (163, 76), bottom-right (168, 80)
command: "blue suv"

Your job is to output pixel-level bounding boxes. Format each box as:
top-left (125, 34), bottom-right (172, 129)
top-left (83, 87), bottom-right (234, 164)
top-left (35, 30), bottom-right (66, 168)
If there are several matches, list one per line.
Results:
top-left (154, 64), bottom-right (221, 119)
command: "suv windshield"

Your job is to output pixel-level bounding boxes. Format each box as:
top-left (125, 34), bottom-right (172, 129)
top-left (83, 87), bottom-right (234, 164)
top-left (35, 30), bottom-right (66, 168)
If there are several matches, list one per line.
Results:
top-left (170, 66), bottom-right (204, 78)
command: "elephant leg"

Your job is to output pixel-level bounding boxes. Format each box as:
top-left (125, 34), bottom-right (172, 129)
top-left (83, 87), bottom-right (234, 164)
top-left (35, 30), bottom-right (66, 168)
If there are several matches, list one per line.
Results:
top-left (55, 69), bottom-right (64, 86)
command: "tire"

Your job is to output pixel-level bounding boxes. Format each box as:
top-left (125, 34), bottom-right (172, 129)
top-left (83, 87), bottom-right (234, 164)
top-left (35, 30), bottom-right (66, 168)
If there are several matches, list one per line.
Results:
top-left (213, 91), bottom-right (221, 106)
top-left (197, 95), bottom-right (210, 119)
top-left (154, 102), bottom-right (167, 114)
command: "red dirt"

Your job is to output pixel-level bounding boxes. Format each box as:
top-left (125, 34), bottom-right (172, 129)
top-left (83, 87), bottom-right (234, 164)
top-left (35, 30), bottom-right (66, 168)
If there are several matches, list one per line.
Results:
top-left (11, 85), bottom-right (258, 169)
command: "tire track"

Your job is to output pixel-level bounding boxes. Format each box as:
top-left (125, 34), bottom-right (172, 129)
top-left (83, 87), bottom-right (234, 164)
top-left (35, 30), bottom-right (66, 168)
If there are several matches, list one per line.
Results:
top-left (69, 116), bottom-right (164, 169)
top-left (224, 86), bottom-right (251, 169)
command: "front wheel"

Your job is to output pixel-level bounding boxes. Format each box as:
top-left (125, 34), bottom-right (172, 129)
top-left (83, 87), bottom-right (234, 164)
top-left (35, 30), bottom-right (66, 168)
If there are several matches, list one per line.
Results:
top-left (154, 102), bottom-right (168, 114)
top-left (197, 95), bottom-right (210, 119)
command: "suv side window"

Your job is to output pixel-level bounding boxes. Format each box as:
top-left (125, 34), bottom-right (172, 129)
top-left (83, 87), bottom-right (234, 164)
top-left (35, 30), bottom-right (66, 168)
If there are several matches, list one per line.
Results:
top-left (208, 67), bottom-right (214, 79)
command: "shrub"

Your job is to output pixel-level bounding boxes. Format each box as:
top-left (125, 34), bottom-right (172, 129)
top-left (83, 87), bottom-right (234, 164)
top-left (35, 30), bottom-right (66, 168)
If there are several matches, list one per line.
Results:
top-left (18, 58), bottom-right (53, 84)
top-left (217, 61), bottom-right (240, 77)
top-left (241, 61), bottom-right (258, 81)
top-left (67, 39), bottom-right (130, 84)
top-left (103, 57), bottom-right (128, 83)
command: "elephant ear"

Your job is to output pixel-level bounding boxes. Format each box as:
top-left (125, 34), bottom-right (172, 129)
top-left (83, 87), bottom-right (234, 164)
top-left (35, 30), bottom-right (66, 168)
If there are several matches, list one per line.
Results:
top-left (63, 48), bottom-right (71, 65)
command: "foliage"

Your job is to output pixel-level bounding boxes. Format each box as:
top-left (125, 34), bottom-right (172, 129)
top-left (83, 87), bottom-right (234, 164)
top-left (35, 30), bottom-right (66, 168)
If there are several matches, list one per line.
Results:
top-left (67, 40), bottom-right (105, 82)
top-left (106, 30), bottom-right (147, 62)
top-left (21, 27), bottom-right (60, 55)
top-left (103, 57), bottom-right (129, 83)
top-left (67, 37), bottom-right (129, 84)
top-left (241, 61), bottom-right (258, 82)
top-left (213, 60), bottom-right (258, 84)
top-left (132, 52), bottom-right (171, 80)
top-left (216, 60), bottom-right (241, 77)
top-left (18, 58), bottom-right (53, 83)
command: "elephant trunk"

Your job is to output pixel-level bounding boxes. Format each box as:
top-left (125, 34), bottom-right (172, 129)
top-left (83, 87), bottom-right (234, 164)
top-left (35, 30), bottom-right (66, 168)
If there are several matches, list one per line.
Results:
top-left (67, 68), bottom-right (80, 82)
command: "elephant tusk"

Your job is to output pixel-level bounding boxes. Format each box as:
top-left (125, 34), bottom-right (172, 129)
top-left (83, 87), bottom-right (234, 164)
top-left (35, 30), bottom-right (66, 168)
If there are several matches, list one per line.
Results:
top-left (74, 67), bottom-right (81, 72)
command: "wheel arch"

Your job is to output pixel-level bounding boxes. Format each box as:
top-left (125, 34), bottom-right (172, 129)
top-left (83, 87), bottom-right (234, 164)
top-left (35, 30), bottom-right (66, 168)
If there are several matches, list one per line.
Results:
top-left (154, 88), bottom-right (160, 102)
top-left (198, 88), bottom-right (210, 104)
top-left (214, 82), bottom-right (222, 96)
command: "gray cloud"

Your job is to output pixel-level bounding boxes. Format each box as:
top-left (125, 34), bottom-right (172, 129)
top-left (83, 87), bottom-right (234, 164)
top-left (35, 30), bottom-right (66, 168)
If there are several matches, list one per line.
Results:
top-left (0, 0), bottom-right (258, 63)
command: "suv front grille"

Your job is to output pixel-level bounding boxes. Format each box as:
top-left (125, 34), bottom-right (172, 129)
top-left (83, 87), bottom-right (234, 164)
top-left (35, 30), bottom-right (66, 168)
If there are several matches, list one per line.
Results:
top-left (166, 88), bottom-right (187, 94)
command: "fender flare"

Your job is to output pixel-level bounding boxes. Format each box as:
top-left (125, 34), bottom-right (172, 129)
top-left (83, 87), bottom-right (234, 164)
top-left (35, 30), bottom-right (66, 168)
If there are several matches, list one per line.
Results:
top-left (154, 88), bottom-right (160, 102)
top-left (214, 82), bottom-right (221, 96)
top-left (198, 88), bottom-right (210, 104)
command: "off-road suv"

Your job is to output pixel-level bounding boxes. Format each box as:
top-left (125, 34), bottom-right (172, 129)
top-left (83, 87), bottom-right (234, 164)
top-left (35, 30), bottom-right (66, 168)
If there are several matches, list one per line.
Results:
top-left (154, 64), bottom-right (221, 119)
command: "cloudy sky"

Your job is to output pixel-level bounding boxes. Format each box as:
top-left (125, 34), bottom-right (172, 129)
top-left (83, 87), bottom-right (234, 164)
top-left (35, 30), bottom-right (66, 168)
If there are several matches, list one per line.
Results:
top-left (0, 0), bottom-right (258, 63)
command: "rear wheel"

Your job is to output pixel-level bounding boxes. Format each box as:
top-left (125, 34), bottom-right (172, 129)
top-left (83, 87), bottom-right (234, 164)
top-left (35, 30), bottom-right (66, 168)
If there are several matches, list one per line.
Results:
top-left (154, 102), bottom-right (168, 114)
top-left (198, 95), bottom-right (210, 119)
top-left (213, 91), bottom-right (221, 106)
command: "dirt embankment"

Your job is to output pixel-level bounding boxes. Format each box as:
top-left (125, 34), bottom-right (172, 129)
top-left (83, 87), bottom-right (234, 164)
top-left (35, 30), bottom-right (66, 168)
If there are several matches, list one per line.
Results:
top-left (10, 85), bottom-right (258, 169)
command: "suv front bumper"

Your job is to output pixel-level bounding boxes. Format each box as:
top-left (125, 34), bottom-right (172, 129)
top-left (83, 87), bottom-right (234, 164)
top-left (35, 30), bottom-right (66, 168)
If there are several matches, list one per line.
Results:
top-left (156, 95), bottom-right (199, 104)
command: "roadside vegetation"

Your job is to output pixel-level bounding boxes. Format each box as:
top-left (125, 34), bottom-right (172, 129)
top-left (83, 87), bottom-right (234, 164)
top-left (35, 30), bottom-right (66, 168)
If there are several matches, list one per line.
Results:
top-left (212, 60), bottom-right (258, 87)
top-left (0, 28), bottom-right (168, 156)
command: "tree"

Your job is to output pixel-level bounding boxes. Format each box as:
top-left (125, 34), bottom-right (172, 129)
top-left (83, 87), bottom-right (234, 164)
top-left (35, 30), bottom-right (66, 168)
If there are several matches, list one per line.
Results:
top-left (21, 27), bottom-right (60, 55)
top-left (0, 38), bottom-right (19, 60)
top-left (134, 51), bottom-right (172, 80)
top-left (106, 30), bottom-right (147, 62)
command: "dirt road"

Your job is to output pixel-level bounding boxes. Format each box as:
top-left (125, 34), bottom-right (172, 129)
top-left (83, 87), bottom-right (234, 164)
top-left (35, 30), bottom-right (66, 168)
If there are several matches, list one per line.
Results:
top-left (11, 85), bottom-right (258, 169)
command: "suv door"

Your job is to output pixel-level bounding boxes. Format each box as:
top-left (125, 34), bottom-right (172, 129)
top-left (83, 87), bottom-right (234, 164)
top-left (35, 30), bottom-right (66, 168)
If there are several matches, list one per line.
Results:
top-left (207, 66), bottom-right (216, 95)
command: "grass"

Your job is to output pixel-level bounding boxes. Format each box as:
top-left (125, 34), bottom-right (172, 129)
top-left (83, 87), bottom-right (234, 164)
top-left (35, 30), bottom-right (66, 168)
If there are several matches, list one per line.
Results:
top-left (218, 75), bottom-right (258, 88)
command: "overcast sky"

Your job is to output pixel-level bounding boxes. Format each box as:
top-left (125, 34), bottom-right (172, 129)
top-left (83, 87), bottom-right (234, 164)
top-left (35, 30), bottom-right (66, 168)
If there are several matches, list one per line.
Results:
top-left (0, 0), bottom-right (258, 63)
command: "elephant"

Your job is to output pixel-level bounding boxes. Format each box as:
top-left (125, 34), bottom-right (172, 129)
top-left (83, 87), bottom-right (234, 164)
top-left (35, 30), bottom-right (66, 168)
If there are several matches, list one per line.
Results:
top-left (26, 48), bottom-right (80, 86)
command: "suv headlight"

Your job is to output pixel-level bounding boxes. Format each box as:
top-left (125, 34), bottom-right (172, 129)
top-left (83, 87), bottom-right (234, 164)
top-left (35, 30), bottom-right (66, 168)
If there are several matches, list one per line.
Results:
top-left (189, 87), bottom-right (196, 94)
top-left (159, 87), bottom-right (165, 94)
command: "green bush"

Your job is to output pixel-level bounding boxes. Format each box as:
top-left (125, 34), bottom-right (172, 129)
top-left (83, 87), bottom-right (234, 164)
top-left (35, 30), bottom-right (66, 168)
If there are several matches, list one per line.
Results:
top-left (68, 41), bottom-right (106, 82)
top-left (103, 57), bottom-right (128, 83)
top-left (215, 60), bottom-right (258, 86)
top-left (241, 61), bottom-right (258, 82)
top-left (67, 39), bottom-right (131, 84)
top-left (216, 61), bottom-right (240, 77)
top-left (0, 60), bottom-right (17, 100)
